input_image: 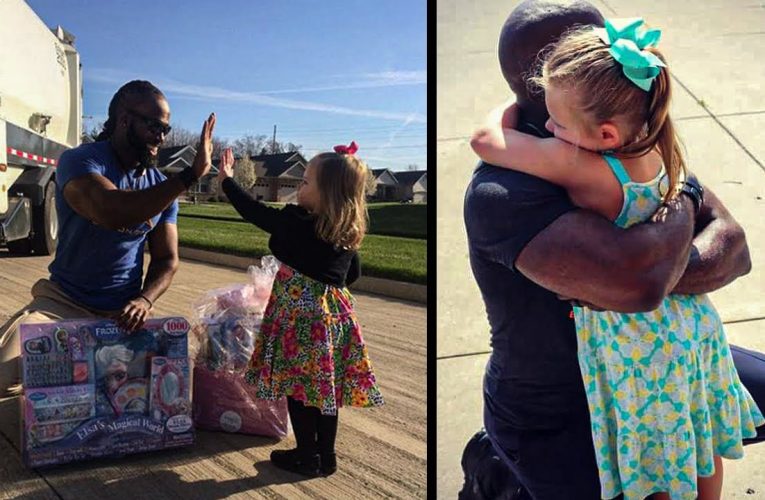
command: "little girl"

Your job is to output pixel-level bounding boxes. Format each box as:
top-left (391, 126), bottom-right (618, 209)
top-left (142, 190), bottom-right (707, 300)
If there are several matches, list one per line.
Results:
top-left (217, 143), bottom-right (384, 477)
top-left (470, 18), bottom-right (763, 500)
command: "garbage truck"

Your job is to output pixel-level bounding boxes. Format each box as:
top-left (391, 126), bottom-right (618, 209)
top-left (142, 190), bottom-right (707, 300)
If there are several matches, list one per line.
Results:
top-left (0, 0), bottom-right (82, 255)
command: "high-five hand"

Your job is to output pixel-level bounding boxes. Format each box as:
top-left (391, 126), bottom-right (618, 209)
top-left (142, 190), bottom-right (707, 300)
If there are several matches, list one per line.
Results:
top-left (218, 148), bottom-right (235, 181)
top-left (191, 113), bottom-right (217, 179)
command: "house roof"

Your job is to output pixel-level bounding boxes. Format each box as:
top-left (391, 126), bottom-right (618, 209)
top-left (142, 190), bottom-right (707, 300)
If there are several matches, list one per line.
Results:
top-left (371, 168), bottom-right (393, 179)
top-left (393, 170), bottom-right (427, 186)
top-left (157, 145), bottom-right (192, 167)
top-left (157, 144), bottom-right (223, 176)
top-left (371, 168), bottom-right (398, 185)
top-left (248, 151), bottom-right (307, 178)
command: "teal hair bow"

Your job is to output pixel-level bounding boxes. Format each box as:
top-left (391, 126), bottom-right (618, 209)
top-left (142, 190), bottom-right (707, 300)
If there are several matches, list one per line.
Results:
top-left (593, 18), bottom-right (665, 92)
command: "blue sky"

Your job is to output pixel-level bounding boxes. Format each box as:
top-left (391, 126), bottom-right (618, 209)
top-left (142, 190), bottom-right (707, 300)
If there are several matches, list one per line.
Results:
top-left (27, 0), bottom-right (426, 172)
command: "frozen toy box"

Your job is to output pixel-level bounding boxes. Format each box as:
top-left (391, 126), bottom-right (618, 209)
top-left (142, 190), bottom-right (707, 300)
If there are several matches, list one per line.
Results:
top-left (20, 317), bottom-right (193, 467)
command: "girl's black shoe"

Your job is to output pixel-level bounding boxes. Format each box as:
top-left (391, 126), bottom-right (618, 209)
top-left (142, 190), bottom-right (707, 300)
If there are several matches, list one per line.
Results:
top-left (270, 448), bottom-right (320, 477)
top-left (320, 452), bottom-right (337, 476)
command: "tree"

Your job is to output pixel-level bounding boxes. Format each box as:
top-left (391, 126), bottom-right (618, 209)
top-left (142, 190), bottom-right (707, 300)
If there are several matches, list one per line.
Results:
top-left (365, 168), bottom-right (378, 198)
top-left (233, 155), bottom-right (257, 191)
top-left (211, 137), bottom-right (230, 161)
top-left (283, 142), bottom-right (302, 153)
top-left (407, 163), bottom-right (419, 171)
top-left (81, 122), bottom-right (103, 143)
top-left (162, 126), bottom-right (228, 159)
top-left (232, 134), bottom-right (268, 157)
top-left (255, 140), bottom-right (302, 155)
top-left (163, 126), bottom-right (198, 149)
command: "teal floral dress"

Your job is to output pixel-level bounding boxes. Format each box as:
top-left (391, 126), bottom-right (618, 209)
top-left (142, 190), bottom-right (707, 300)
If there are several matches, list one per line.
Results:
top-left (244, 262), bottom-right (384, 415)
top-left (575, 155), bottom-right (764, 500)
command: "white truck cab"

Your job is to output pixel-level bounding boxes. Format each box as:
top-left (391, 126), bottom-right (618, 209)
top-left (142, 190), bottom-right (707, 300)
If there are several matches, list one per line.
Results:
top-left (0, 0), bottom-right (82, 254)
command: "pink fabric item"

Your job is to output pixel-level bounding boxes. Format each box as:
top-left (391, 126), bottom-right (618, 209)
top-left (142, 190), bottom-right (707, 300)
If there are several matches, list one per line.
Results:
top-left (333, 141), bottom-right (358, 155)
top-left (192, 366), bottom-right (288, 438)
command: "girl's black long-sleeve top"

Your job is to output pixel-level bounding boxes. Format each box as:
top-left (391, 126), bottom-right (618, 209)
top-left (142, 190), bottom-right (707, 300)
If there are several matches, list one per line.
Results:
top-left (222, 177), bottom-right (360, 287)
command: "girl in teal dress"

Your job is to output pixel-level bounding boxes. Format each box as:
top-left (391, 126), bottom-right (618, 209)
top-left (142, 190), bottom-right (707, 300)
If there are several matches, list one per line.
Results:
top-left (470, 17), bottom-right (763, 500)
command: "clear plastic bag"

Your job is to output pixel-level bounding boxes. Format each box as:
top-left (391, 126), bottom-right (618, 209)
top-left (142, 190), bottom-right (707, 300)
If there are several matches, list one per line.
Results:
top-left (189, 256), bottom-right (280, 373)
top-left (189, 256), bottom-right (288, 438)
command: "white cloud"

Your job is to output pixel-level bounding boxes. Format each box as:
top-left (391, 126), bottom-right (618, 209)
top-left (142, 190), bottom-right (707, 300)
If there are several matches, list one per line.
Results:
top-left (86, 69), bottom-right (426, 123)
top-left (257, 70), bottom-right (426, 94)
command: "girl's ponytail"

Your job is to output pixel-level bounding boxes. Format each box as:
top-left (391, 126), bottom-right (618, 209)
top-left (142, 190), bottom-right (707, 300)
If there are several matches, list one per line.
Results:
top-left (618, 59), bottom-right (686, 201)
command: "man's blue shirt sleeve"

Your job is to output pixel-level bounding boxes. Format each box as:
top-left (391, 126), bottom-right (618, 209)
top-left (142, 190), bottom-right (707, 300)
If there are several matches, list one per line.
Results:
top-left (159, 199), bottom-right (179, 225)
top-left (464, 164), bottom-right (575, 271)
top-left (56, 147), bottom-right (104, 190)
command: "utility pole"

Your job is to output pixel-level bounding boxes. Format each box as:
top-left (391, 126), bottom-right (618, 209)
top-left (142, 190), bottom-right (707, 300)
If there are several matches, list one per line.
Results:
top-left (272, 125), bottom-right (277, 153)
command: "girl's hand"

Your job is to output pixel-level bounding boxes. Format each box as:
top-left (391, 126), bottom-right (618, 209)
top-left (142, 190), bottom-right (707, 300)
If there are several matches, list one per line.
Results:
top-left (218, 148), bottom-right (235, 181)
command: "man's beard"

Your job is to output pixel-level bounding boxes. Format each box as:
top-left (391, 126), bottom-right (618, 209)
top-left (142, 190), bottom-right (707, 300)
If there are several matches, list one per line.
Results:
top-left (127, 122), bottom-right (159, 171)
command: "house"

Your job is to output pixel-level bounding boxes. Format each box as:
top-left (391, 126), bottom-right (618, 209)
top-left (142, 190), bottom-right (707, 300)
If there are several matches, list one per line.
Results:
top-left (156, 145), bottom-right (217, 200)
top-left (369, 168), bottom-right (399, 202)
top-left (247, 151), bottom-right (308, 202)
top-left (393, 170), bottom-right (427, 203)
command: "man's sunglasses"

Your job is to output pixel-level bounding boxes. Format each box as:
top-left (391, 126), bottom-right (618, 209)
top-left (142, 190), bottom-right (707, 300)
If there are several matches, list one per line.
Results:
top-left (128, 110), bottom-right (172, 136)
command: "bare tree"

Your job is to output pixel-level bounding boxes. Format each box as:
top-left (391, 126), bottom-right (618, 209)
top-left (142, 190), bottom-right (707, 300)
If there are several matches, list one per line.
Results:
top-left (365, 168), bottom-right (378, 198)
top-left (234, 155), bottom-right (257, 190)
top-left (211, 137), bottom-right (230, 161)
top-left (283, 142), bottom-right (302, 153)
top-left (232, 134), bottom-right (268, 157)
top-left (162, 126), bottom-right (228, 160)
top-left (256, 140), bottom-right (302, 155)
top-left (163, 126), bottom-right (198, 149)
top-left (81, 122), bottom-right (103, 143)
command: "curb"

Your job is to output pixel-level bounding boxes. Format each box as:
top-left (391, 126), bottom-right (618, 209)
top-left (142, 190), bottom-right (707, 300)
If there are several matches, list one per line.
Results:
top-left (177, 246), bottom-right (427, 304)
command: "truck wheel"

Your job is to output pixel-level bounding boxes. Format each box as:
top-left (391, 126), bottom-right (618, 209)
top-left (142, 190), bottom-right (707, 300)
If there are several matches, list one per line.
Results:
top-left (30, 182), bottom-right (58, 255)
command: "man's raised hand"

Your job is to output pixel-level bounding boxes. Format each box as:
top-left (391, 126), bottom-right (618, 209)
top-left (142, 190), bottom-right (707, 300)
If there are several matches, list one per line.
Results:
top-left (191, 113), bottom-right (217, 179)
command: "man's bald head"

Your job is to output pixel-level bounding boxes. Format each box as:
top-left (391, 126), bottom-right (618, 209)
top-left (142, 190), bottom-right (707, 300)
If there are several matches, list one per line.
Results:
top-left (499, 0), bottom-right (604, 129)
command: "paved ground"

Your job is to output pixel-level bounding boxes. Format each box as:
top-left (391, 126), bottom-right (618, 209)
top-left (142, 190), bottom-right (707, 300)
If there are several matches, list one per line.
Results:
top-left (0, 253), bottom-right (426, 499)
top-left (438, 0), bottom-right (765, 497)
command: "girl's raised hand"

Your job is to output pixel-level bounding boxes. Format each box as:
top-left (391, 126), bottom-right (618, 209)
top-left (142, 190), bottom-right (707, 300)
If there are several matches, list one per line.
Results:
top-left (218, 147), bottom-right (235, 181)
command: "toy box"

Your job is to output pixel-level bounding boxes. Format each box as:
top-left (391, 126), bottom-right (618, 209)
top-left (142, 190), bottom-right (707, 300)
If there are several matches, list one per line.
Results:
top-left (20, 317), bottom-right (194, 467)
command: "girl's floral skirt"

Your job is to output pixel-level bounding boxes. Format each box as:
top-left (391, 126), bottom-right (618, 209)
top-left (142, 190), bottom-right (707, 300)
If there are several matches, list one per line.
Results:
top-left (244, 263), bottom-right (384, 415)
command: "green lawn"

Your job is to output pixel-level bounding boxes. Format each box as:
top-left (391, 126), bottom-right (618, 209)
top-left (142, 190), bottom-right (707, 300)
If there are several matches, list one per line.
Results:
top-left (179, 201), bottom-right (427, 239)
top-left (177, 217), bottom-right (426, 284)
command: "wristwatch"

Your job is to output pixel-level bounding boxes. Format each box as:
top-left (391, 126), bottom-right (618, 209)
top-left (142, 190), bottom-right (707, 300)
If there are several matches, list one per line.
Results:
top-left (177, 167), bottom-right (199, 189)
top-left (679, 175), bottom-right (704, 215)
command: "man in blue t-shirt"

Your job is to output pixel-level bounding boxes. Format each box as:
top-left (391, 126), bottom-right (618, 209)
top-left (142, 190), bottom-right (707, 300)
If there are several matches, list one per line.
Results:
top-left (460, 2), bottom-right (764, 498)
top-left (0, 80), bottom-right (216, 395)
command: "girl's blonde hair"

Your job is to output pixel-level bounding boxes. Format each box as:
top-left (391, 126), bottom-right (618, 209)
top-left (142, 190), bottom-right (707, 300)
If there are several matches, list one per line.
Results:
top-left (531, 26), bottom-right (685, 201)
top-left (311, 152), bottom-right (369, 250)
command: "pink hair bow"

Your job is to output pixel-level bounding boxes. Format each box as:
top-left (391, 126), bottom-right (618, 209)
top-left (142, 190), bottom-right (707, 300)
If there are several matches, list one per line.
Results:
top-left (334, 141), bottom-right (359, 155)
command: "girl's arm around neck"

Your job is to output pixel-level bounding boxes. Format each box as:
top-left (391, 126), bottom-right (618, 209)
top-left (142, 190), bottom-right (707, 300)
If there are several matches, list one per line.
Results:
top-left (470, 105), bottom-right (579, 187)
top-left (470, 103), bottom-right (623, 221)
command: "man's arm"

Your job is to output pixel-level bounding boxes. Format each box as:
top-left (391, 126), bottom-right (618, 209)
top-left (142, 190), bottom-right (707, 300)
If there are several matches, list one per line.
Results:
top-left (114, 223), bottom-right (179, 331)
top-left (63, 174), bottom-right (187, 230)
top-left (516, 195), bottom-right (696, 312)
top-left (64, 113), bottom-right (215, 231)
top-left (672, 186), bottom-right (751, 294)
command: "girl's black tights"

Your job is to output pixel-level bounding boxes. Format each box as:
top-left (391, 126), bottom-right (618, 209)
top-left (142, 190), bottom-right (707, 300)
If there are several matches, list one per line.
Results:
top-left (287, 397), bottom-right (338, 457)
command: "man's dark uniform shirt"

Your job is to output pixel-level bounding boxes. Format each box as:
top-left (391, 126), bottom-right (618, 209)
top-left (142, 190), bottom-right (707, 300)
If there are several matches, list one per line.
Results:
top-left (464, 159), bottom-right (588, 446)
